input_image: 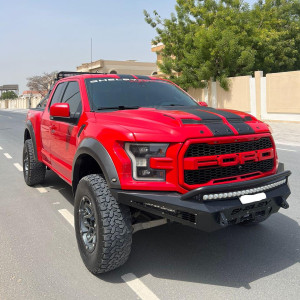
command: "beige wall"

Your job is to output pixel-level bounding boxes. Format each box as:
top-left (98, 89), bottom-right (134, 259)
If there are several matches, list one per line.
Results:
top-left (266, 71), bottom-right (300, 114)
top-left (188, 87), bottom-right (205, 102)
top-left (216, 76), bottom-right (251, 112)
top-left (188, 76), bottom-right (251, 112)
top-left (0, 97), bottom-right (41, 109)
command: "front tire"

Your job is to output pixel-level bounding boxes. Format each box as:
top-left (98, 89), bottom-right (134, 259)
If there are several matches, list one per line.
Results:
top-left (23, 139), bottom-right (46, 186)
top-left (74, 174), bottom-right (132, 274)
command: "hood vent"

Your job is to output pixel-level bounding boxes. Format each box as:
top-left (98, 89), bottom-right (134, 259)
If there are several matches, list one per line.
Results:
top-left (181, 119), bottom-right (202, 125)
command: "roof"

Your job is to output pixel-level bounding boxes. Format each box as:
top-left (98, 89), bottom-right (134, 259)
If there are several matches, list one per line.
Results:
top-left (0, 84), bottom-right (19, 91)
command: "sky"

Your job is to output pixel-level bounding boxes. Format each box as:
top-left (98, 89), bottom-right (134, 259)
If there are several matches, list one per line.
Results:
top-left (0, 0), bottom-right (256, 93)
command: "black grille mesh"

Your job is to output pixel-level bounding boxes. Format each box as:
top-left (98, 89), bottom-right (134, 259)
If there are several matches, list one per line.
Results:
top-left (184, 159), bottom-right (274, 185)
top-left (185, 137), bottom-right (273, 157)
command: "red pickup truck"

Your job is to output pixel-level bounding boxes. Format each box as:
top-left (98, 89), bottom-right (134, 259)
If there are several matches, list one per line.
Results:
top-left (23, 71), bottom-right (291, 274)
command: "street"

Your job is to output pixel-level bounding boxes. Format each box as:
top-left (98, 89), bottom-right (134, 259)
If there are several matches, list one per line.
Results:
top-left (0, 109), bottom-right (299, 300)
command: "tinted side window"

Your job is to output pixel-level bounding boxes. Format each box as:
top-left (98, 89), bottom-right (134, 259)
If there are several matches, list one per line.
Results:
top-left (49, 82), bottom-right (67, 107)
top-left (62, 81), bottom-right (82, 118)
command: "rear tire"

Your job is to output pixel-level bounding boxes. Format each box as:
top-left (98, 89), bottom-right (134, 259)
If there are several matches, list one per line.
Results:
top-left (74, 174), bottom-right (132, 274)
top-left (23, 139), bottom-right (46, 186)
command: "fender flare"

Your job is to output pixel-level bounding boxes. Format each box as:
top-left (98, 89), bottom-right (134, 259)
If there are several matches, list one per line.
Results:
top-left (24, 120), bottom-right (38, 160)
top-left (72, 138), bottom-right (121, 192)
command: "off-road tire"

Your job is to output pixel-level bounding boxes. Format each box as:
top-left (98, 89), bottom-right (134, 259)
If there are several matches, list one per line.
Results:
top-left (74, 174), bottom-right (132, 274)
top-left (23, 139), bottom-right (46, 186)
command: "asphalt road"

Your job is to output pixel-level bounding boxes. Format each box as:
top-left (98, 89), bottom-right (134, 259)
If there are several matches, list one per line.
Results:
top-left (0, 109), bottom-right (299, 300)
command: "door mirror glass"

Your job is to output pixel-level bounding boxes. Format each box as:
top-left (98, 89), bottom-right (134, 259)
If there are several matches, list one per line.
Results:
top-left (50, 103), bottom-right (70, 118)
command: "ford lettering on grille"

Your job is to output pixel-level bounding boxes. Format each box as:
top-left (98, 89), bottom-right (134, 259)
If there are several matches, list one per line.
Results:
top-left (184, 148), bottom-right (274, 170)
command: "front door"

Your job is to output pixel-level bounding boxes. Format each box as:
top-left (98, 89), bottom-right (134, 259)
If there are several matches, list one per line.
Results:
top-left (50, 81), bottom-right (83, 182)
top-left (41, 82), bottom-right (67, 165)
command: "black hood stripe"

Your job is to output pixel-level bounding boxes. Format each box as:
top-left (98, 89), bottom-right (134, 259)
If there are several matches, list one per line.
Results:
top-left (162, 106), bottom-right (235, 136)
top-left (162, 106), bottom-right (254, 136)
top-left (227, 121), bottom-right (254, 135)
top-left (201, 107), bottom-right (255, 135)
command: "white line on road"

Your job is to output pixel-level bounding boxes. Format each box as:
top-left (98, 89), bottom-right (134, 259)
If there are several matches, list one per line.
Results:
top-left (0, 146), bottom-right (2, 150)
top-left (14, 163), bottom-right (23, 171)
top-left (121, 273), bottom-right (160, 300)
top-left (58, 209), bottom-right (74, 227)
top-left (35, 185), bottom-right (47, 193)
top-left (4, 153), bottom-right (12, 159)
top-left (277, 148), bottom-right (297, 152)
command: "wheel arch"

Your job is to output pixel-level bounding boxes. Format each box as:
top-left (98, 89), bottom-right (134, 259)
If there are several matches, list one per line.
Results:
top-left (72, 138), bottom-right (121, 195)
top-left (24, 120), bottom-right (38, 160)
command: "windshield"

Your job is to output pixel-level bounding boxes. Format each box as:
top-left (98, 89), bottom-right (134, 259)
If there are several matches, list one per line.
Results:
top-left (85, 78), bottom-right (199, 110)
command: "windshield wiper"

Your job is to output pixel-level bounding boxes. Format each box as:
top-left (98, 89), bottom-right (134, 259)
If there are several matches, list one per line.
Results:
top-left (96, 106), bottom-right (140, 110)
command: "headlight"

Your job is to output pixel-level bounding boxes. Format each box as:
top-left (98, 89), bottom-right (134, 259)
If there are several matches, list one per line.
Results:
top-left (125, 143), bottom-right (169, 181)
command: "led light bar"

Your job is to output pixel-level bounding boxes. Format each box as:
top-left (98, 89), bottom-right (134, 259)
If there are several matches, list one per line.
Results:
top-left (202, 179), bottom-right (287, 201)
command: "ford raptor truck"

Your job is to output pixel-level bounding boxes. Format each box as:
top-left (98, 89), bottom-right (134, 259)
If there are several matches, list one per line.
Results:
top-left (23, 71), bottom-right (291, 274)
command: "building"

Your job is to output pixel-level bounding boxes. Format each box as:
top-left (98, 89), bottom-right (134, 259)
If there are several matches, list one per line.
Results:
top-left (20, 90), bottom-right (45, 99)
top-left (77, 59), bottom-right (158, 76)
top-left (0, 84), bottom-right (19, 96)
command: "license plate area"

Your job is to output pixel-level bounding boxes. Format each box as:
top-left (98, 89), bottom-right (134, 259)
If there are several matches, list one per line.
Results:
top-left (220, 198), bottom-right (273, 225)
top-left (239, 192), bottom-right (266, 204)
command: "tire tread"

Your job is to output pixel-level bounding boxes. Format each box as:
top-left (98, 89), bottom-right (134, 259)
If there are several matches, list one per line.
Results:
top-left (75, 174), bottom-right (132, 274)
top-left (23, 139), bottom-right (46, 186)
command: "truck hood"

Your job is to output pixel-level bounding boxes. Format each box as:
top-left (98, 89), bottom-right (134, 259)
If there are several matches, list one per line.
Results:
top-left (94, 106), bottom-right (270, 142)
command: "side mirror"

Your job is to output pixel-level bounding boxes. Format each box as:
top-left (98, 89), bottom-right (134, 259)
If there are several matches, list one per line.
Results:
top-left (50, 103), bottom-right (70, 118)
top-left (198, 101), bottom-right (208, 107)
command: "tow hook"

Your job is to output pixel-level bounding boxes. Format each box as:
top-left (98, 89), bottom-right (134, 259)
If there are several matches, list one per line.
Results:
top-left (281, 199), bottom-right (289, 209)
top-left (219, 212), bottom-right (228, 227)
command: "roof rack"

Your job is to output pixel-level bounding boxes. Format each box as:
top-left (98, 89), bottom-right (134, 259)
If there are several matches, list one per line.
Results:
top-left (36, 71), bottom-right (106, 108)
top-left (55, 71), bottom-right (106, 81)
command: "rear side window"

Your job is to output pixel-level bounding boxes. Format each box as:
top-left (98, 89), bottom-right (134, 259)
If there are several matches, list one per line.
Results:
top-left (49, 82), bottom-right (67, 107)
top-left (62, 81), bottom-right (82, 118)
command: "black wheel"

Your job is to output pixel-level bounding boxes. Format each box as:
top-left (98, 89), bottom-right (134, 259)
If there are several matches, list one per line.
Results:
top-left (74, 174), bottom-right (132, 274)
top-left (23, 139), bottom-right (46, 186)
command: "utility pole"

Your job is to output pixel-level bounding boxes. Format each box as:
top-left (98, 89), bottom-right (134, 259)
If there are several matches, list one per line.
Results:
top-left (91, 38), bottom-right (93, 64)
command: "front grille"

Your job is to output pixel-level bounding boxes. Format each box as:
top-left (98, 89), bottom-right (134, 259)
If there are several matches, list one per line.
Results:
top-left (184, 159), bottom-right (274, 185)
top-left (185, 137), bottom-right (273, 157)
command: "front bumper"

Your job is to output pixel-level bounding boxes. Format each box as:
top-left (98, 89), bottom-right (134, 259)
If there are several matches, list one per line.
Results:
top-left (112, 168), bottom-right (291, 232)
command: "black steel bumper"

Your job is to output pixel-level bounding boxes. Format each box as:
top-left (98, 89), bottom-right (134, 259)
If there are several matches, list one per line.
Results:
top-left (112, 167), bottom-right (291, 232)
